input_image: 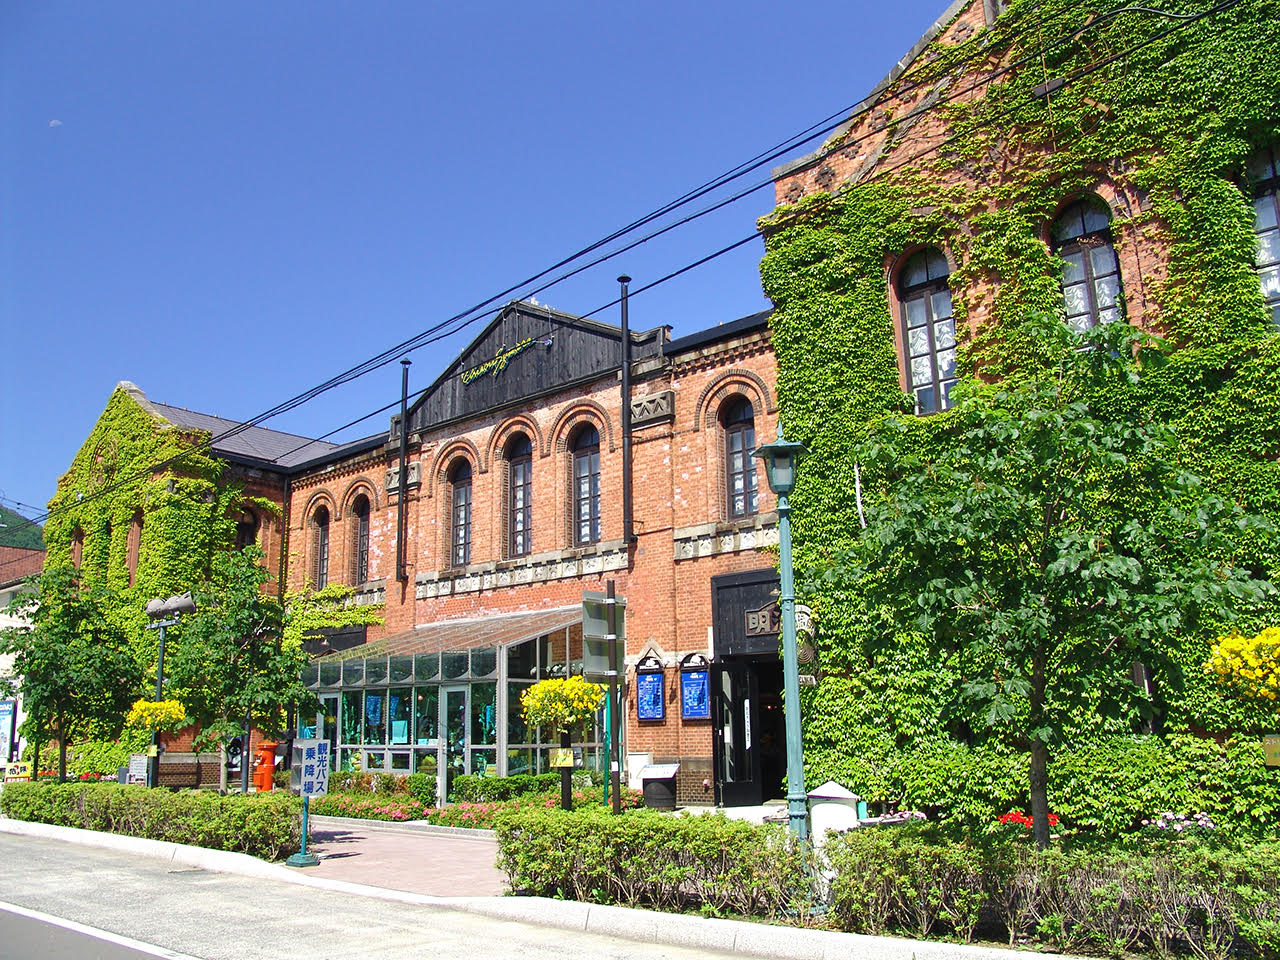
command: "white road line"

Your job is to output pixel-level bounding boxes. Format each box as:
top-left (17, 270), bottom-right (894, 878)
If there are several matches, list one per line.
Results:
top-left (0, 900), bottom-right (204, 960)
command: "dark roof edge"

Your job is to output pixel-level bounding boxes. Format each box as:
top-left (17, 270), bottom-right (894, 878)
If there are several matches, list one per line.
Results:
top-left (663, 309), bottom-right (773, 357)
top-left (285, 433), bottom-right (388, 476)
top-left (771, 0), bottom-right (974, 181)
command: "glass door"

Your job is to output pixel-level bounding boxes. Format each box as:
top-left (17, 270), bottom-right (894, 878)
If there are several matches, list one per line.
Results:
top-left (440, 685), bottom-right (469, 804)
top-left (713, 661), bottom-right (762, 806)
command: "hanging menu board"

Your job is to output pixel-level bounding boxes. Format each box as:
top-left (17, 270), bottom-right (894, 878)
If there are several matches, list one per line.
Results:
top-left (681, 669), bottom-right (710, 720)
top-left (636, 672), bottom-right (665, 721)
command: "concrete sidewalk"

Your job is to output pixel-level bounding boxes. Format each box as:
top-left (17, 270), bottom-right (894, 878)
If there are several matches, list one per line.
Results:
top-left (0, 813), bottom-right (1039, 960)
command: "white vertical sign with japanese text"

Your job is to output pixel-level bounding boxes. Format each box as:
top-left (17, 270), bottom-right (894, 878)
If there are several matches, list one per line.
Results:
top-left (290, 739), bottom-right (331, 797)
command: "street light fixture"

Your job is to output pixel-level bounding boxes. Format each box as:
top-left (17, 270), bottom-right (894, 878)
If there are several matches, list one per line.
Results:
top-left (144, 591), bottom-right (197, 789)
top-left (752, 424), bottom-right (810, 840)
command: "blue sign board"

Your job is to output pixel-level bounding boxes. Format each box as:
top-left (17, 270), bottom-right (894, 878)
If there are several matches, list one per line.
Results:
top-left (0, 701), bottom-right (13, 762)
top-left (636, 671), bottom-right (665, 721)
top-left (681, 669), bottom-right (711, 720)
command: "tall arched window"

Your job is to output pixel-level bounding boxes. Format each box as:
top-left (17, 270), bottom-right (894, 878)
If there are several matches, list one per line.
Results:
top-left (126, 511), bottom-right (143, 586)
top-left (351, 495), bottom-right (370, 584)
top-left (235, 510), bottom-right (260, 551)
top-left (1249, 145), bottom-right (1280, 325)
top-left (506, 434), bottom-right (533, 557)
top-left (721, 398), bottom-right (758, 519)
top-left (312, 506), bottom-right (330, 589)
top-left (450, 461), bottom-right (473, 567)
top-left (71, 528), bottom-right (84, 570)
top-left (1052, 196), bottom-right (1124, 333)
top-left (571, 425), bottom-right (601, 546)
top-left (897, 247), bottom-right (957, 415)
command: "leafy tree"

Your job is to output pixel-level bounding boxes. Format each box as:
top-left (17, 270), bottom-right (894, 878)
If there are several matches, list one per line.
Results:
top-left (166, 547), bottom-right (314, 790)
top-left (0, 567), bottom-right (142, 780)
top-left (0, 505), bottom-right (42, 550)
top-left (816, 321), bottom-right (1274, 847)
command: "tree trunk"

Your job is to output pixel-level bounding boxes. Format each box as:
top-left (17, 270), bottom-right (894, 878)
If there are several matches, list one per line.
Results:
top-left (560, 731), bottom-right (572, 811)
top-left (31, 723), bottom-right (41, 779)
top-left (218, 739), bottom-right (228, 794)
top-left (1028, 650), bottom-right (1051, 849)
top-left (56, 709), bottom-right (67, 783)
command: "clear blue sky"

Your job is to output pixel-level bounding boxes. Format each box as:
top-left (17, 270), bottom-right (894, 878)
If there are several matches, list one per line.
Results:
top-left (2, 0), bottom-right (948, 528)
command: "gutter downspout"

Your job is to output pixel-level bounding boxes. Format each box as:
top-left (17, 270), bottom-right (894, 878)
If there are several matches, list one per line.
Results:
top-left (396, 359), bottom-right (411, 584)
top-left (618, 276), bottom-right (634, 546)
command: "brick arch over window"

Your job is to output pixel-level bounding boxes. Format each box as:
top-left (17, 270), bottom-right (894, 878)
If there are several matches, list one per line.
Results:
top-left (346, 492), bottom-right (373, 585)
top-left (339, 479), bottom-right (381, 518)
top-left (486, 415), bottom-right (546, 464)
top-left (694, 370), bottom-right (775, 431)
top-left (426, 438), bottom-right (485, 499)
top-left (550, 401), bottom-right (615, 454)
top-left (300, 490), bottom-right (337, 588)
top-left (893, 245), bottom-right (958, 415)
top-left (446, 457), bottom-right (474, 568)
top-left (126, 511), bottom-right (144, 586)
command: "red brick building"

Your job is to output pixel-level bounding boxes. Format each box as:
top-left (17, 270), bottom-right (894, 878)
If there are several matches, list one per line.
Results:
top-left (286, 300), bottom-right (784, 805)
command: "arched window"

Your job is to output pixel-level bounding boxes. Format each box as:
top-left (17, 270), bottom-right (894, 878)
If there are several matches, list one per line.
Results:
top-left (351, 495), bottom-right (370, 584)
top-left (721, 398), bottom-right (758, 519)
top-left (571, 425), bottom-right (601, 546)
top-left (506, 434), bottom-right (533, 558)
top-left (235, 510), bottom-right (260, 551)
top-left (126, 511), bottom-right (143, 586)
top-left (1249, 144), bottom-right (1280, 325)
top-left (450, 461), bottom-right (473, 567)
top-left (312, 506), bottom-right (330, 589)
top-left (1051, 197), bottom-right (1124, 333)
top-left (71, 528), bottom-right (84, 569)
top-left (897, 247), bottom-right (957, 415)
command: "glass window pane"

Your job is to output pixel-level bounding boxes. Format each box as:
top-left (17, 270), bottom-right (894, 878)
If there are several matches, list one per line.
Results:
top-left (365, 751), bottom-right (385, 771)
top-left (364, 691), bottom-right (386, 745)
top-left (414, 653), bottom-right (439, 681)
top-left (506, 748), bottom-right (537, 776)
top-left (903, 256), bottom-right (928, 288)
top-left (1255, 195), bottom-right (1278, 231)
top-left (937, 348), bottom-right (957, 380)
top-left (364, 657), bottom-right (387, 685)
top-left (342, 659), bottom-right (364, 686)
top-left (1083, 203), bottom-right (1110, 234)
top-left (508, 682), bottom-right (533, 744)
top-left (908, 326), bottom-right (930, 356)
top-left (390, 753), bottom-right (411, 771)
top-left (1258, 228), bottom-right (1280, 266)
top-left (1260, 265), bottom-right (1280, 300)
top-left (1098, 307), bottom-right (1121, 325)
top-left (930, 289), bottom-right (953, 321)
top-left (388, 688), bottom-right (411, 744)
top-left (470, 749), bottom-right (496, 778)
top-left (301, 663), bottom-right (319, 688)
top-left (471, 682), bottom-right (497, 746)
top-left (1062, 251), bottom-right (1086, 285)
top-left (319, 660), bottom-right (340, 687)
top-left (910, 354), bottom-right (932, 387)
top-left (925, 249), bottom-right (949, 281)
top-left (341, 691), bottom-right (362, 744)
top-left (934, 317), bottom-right (956, 350)
top-left (916, 386), bottom-right (936, 414)
top-left (471, 647), bottom-right (497, 678)
top-left (507, 639), bottom-right (537, 680)
top-left (1249, 149), bottom-right (1277, 181)
top-left (414, 687), bottom-right (438, 744)
top-left (389, 656), bottom-right (413, 683)
top-left (905, 296), bottom-right (928, 328)
top-left (1063, 282), bottom-right (1090, 317)
top-left (442, 650), bottom-right (468, 680)
top-left (1089, 244), bottom-right (1117, 276)
top-left (1094, 275), bottom-right (1120, 309)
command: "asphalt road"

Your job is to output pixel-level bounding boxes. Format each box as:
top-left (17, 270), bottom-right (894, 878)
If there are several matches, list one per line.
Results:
top-left (0, 902), bottom-right (198, 960)
top-left (0, 833), bottom-right (737, 960)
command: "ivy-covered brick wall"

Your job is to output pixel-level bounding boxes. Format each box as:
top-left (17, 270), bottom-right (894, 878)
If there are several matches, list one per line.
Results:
top-left (761, 0), bottom-right (1280, 826)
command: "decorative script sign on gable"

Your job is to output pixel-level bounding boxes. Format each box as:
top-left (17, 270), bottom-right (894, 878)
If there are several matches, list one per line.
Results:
top-left (460, 338), bottom-right (539, 386)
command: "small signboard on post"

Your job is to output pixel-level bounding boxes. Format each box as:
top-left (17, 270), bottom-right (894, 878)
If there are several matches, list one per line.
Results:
top-left (126, 754), bottom-right (148, 786)
top-left (1264, 734), bottom-right (1280, 768)
top-left (290, 739), bottom-right (331, 797)
top-left (582, 590), bottom-right (626, 680)
top-left (2, 762), bottom-right (31, 783)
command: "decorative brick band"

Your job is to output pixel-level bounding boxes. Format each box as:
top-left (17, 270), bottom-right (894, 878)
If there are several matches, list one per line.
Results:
top-left (416, 539), bottom-right (629, 598)
top-left (672, 514), bottom-right (779, 561)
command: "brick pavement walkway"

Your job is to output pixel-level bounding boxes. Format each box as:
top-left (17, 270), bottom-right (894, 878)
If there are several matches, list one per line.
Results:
top-left (302, 817), bottom-right (507, 897)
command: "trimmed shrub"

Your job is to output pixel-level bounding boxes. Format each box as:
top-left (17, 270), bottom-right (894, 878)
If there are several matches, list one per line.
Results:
top-left (451, 772), bottom-right (559, 802)
top-left (0, 781), bottom-right (301, 861)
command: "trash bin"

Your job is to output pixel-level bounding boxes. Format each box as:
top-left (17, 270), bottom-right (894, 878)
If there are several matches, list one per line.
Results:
top-left (808, 780), bottom-right (862, 845)
top-left (639, 763), bottom-right (680, 810)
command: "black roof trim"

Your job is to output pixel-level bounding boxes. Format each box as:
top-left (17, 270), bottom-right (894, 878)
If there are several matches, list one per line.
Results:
top-left (284, 432), bottom-right (388, 476)
top-left (663, 309), bottom-right (773, 357)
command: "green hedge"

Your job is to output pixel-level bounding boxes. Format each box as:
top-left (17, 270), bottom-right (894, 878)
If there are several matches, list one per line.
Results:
top-left (825, 825), bottom-right (1280, 958)
top-left (495, 806), bottom-right (815, 919)
top-left (451, 772), bottom-right (560, 803)
top-left (0, 782), bottom-right (301, 861)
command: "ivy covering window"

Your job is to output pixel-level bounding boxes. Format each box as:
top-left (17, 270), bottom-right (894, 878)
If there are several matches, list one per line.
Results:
top-left (312, 506), bottom-right (330, 589)
top-left (450, 460), bottom-right (472, 567)
top-left (1052, 197), bottom-right (1124, 333)
top-left (351, 495), bottom-right (370, 584)
top-left (506, 434), bottom-right (533, 557)
top-left (1250, 145), bottom-right (1280, 326)
top-left (571, 425), bottom-right (601, 545)
top-left (897, 247), bottom-right (957, 415)
top-left (722, 397), bottom-right (758, 518)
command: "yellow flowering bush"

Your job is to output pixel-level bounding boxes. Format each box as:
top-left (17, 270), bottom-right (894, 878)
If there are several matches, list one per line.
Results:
top-left (520, 677), bottom-right (605, 734)
top-left (125, 698), bottom-right (188, 733)
top-left (1207, 628), bottom-right (1280, 703)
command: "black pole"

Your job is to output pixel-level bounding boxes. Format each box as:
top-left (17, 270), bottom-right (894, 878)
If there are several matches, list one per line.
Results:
top-left (149, 622), bottom-right (166, 789)
top-left (396, 359), bottom-right (411, 583)
top-left (618, 277), bottom-right (634, 545)
top-left (607, 579), bottom-right (622, 814)
top-left (560, 731), bottom-right (572, 811)
top-left (241, 705), bottom-right (251, 792)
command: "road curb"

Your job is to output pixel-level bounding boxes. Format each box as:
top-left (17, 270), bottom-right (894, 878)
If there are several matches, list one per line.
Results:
top-left (0, 817), bottom-right (1043, 960)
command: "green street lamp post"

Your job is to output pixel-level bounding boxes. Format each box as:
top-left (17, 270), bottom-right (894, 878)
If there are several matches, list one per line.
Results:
top-left (143, 591), bottom-right (197, 789)
top-left (753, 424), bottom-right (810, 840)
